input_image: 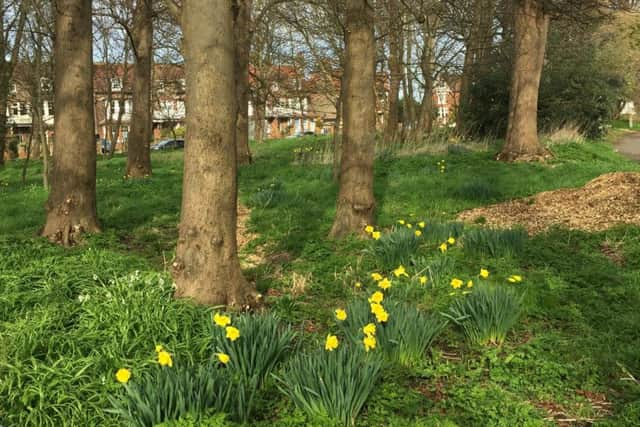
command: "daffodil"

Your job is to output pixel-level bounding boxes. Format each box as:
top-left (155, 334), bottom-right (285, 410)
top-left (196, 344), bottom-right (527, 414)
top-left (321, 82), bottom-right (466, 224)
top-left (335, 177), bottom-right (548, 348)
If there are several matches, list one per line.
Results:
top-left (213, 313), bottom-right (231, 328)
top-left (371, 272), bottom-right (383, 281)
top-left (325, 334), bottom-right (339, 351)
top-left (407, 223), bottom-right (413, 228)
top-left (419, 276), bottom-right (428, 285)
top-left (480, 269), bottom-right (489, 279)
top-left (418, 221), bottom-right (426, 228)
top-left (375, 309), bottom-right (389, 323)
top-left (415, 230), bottom-right (422, 237)
top-left (363, 335), bottom-right (377, 352)
top-left (467, 280), bottom-right (474, 288)
top-left (363, 323), bottom-right (376, 336)
top-left (216, 353), bottom-right (230, 364)
top-left (450, 278), bottom-right (463, 289)
top-left (115, 368), bottom-right (131, 384)
top-left (393, 265), bottom-right (409, 278)
top-left (157, 350), bottom-right (173, 367)
top-left (364, 225), bottom-right (374, 234)
top-left (354, 281), bottom-right (362, 288)
top-left (335, 309), bottom-right (347, 321)
top-left (372, 231), bottom-right (381, 240)
top-left (508, 275), bottom-right (523, 283)
top-left (370, 302), bottom-right (385, 315)
top-left (369, 291), bottom-right (384, 304)
top-left (447, 237), bottom-right (456, 245)
top-left (378, 278), bottom-right (392, 290)
top-left (398, 220), bottom-right (406, 225)
top-left (155, 344), bottom-right (163, 353)
top-left (225, 326), bottom-right (241, 341)
top-left (439, 243), bottom-right (448, 253)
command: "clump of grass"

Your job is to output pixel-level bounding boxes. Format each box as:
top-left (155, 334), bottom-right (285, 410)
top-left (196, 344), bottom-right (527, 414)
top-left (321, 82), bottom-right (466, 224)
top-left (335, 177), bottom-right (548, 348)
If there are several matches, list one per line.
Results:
top-left (412, 255), bottom-right (457, 288)
top-left (367, 226), bottom-right (420, 269)
top-left (455, 181), bottom-right (501, 201)
top-left (443, 286), bottom-right (523, 346)
top-left (462, 227), bottom-right (527, 257)
top-left (274, 346), bottom-right (382, 427)
top-left (420, 221), bottom-right (464, 244)
top-left (248, 180), bottom-right (285, 208)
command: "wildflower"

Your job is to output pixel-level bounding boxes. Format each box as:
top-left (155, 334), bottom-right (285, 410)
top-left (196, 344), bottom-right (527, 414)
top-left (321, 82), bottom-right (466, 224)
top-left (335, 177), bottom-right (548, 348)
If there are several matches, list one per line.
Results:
top-left (325, 334), bottom-right (339, 351)
top-left (354, 281), bottom-right (362, 289)
top-left (418, 221), bottom-right (426, 228)
top-left (439, 243), bottom-right (448, 253)
top-left (363, 335), bottom-right (377, 352)
top-left (393, 265), bottom-right (409, 278)
top-left (450, 278), bottom-right (463, 289)
top-left (398, 220), bottom-right (406, 225)
top-left (225, 326), bottom-right (241, 341)
top-left (216, 353), bottom-right (230, 364)
top-left (467, 280), bottom-right (474, 288)
top-left (369, 291), bottom-right (384, 304)
top-left (371, 272), bottom-right (383, 282)
top-left (378, 278), bottom-right (392, 290)
top-left (372, 231), bottom-right (381, 240)
top-left (370, 302), bottom-right (384, 315)
top-left (508, 275), bottom-right (523, 283)
top-left (213, 313), bottom-right (231, 328)
top-left (363, 323), bottom-right (376, 336)
top-left (364, 225), bottom-right (374, 234)
top-left (115, 368), bottom-right (131, 384)
top-left (447, 237), bottom-right (456, 245)
top-left (375, 309), bottom-right (389, 323)
top-left (415, 230), bottom-right (422, 237)
top-left (407, 223), bottom-right (413, 228)
top-left (157, 350), bottom-right (173, 367)
top-left (480, 269), bottom-right (489, 279)
top-left (155, 344), bottom-right (163, 353)
top-left (335, 309), bottom-right (347, 321)
top-left (419, 276), bottom-right (428, 285)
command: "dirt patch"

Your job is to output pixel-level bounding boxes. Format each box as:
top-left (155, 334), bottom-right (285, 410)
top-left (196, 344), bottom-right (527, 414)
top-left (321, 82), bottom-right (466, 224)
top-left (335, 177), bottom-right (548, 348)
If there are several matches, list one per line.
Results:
top-left (457, 172), bottom-right (640, 234)
top-left (237, 203), bottom-right (265, 268)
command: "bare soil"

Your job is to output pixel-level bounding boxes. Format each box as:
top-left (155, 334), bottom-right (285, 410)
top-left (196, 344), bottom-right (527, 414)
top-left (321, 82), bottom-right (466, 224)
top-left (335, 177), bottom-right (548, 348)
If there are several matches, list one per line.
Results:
top-left (457, 172), bottom-right (640, 234)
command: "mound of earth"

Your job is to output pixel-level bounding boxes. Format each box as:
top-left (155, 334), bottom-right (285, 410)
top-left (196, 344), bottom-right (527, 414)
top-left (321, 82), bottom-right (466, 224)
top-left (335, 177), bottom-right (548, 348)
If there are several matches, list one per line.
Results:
top-left (457, 172), bottom-right (640, 234)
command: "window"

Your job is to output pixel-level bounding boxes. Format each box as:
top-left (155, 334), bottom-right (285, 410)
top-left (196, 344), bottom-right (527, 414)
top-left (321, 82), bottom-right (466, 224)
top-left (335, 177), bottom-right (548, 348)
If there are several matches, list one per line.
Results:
top-left (157, 81), bottom-right (165, 93)
top-left (122, 126), bottom-right (129, 142)
top-left (48, 101), bottom-right (54, 116)
top-left (111, 78), bottom-right (122, 92)
top-left (40, 78), bottom-right (51, 92)
top-left (10, 83), bottom-right (17, 94)
top-left (20, 103), bottom-right (30, 116)
top-left (124, 100), bottom-right (131, 114)
top-left (11, 103), bottom-right (19, 116)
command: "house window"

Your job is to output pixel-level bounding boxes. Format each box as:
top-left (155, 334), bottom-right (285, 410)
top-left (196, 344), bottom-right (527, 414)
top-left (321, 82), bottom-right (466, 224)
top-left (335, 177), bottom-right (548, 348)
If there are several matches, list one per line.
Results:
top-left (11, 103), bottom-right (19, 116)
top-left (10, 83), bottom-right (17, 94)
top-left (40, 78), bottom-right (51, 92)
top-left (124, 100), bottom-right (131, 114)
top-left (20, 103), bottom-right (30, 115)
top-left (110, 100), bottom-right (121, 116)
top-left (111, 78), bottom-right (122, 91)
top-left (121, 126), bottom-right (129, 142)
top-left (157, 81), bottom-right (165, 93)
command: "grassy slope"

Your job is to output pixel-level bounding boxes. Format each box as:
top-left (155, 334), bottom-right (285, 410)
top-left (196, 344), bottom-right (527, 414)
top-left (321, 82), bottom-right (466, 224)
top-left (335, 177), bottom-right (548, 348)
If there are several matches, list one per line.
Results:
top-left (1, 138), bottom-right (639, 426)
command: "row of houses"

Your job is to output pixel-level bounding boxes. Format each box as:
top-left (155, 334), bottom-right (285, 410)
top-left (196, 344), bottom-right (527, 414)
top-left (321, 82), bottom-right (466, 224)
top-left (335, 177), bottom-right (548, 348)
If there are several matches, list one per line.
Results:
top-left (4, 63), bottom-right (459, 158)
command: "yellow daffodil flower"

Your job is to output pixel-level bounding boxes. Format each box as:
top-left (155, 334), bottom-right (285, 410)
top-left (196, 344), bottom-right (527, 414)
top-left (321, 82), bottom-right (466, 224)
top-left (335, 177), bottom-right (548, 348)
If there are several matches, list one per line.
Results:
top-left (407, 223), bottom-right (413, 228)
top-left (393, 265), bottom-right (409, 278)
top-left (216, 353), bottom-right (230, 364)
top-left (439, 243), bottom-right (448, 253)
top-left (480, 269), bottom-right (489, 279)
top-left (363, 335), bottom-right (377, 352)
top-left (508, 275), bottom-right (523, 283)
top-left (415, 230), bottom-right (422, 237)
top-left (375, 309), bottom-right (389, 323)
top-left (157, 350), bottom-right (173, 367)
top-left (378, 278), bottom-right (392, 290)
top-left (155, 344), bottom-right (163, 353)
top-left (213, 313), bottom-right (231, 328)
top-left (363, 323), bottom-right (376, 336)
top-left (418, 221), bottom-right (426, 228)
top-left (354, 281), bottom-right (362, 288)
top-left (419, 276), bottom-right (428, 285)
top-left (335, 309), bottom-right (347, 321)
top-left (398, 220), bottom-right (406, 225)
top-left (467, 280), bottom-right (474, 288)
top-left (325, 334), bottom-right (339, 351)
top-left (225, 326), bottom-right (240, 341)
top-left (371, 272), bottom-right (383, 281)
top-left (115, 368), bottom-right (131, 384)
top-left (450, 278), bottom-right (463, 289)
top-left (365, 225), bottom-right (374, 234)
top-left (447, 237), bottom-right (456, 245)
top-left (372, 231), bottom-right (381, 240)
top-left (369, 291), bottom-right (384, 304)
top-left (370, 302), bottom-right (384, 315)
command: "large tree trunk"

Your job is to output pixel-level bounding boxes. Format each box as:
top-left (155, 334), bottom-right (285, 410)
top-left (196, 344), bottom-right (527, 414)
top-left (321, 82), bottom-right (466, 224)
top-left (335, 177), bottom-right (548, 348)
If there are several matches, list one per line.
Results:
top-left (332, 77), bottom-right (344, 181)
top-left (41, 0), bottom-right (99, 244)
top-left (234, 0), bottom-right (252, 165)
top-left (127, 0), bottom-right (153, 177)
top-left (329, 0), bottom-right (376, 238)
top-left (173, 0), bottom-right (258, 307)
top-left (498, 0), bottom-right (550, 162)
top-left (254, 96), bottom-right (266, 142)
top-left (383, 0), bottom-right (403, 143)
top-left (417, 32), bottom-right (435, 138)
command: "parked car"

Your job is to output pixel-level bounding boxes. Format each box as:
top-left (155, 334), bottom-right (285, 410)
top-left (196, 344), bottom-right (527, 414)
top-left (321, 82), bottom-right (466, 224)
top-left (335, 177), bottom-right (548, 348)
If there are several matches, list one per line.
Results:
top-left (151, 139), bottom-right (185, 150)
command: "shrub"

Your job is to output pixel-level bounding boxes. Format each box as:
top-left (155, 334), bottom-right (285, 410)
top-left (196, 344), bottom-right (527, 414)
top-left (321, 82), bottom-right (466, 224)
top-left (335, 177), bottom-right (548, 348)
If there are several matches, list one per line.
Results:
top-left (462, 227), bottom-right (527, 257)
top-left (275, 347), bottom-right (382, 427)
top-left (368, 226), bottom-right (420, 269)
top-left (443, 286), bottom-right (523, 346)
top-left (108, 363), bottom-right (234, 427)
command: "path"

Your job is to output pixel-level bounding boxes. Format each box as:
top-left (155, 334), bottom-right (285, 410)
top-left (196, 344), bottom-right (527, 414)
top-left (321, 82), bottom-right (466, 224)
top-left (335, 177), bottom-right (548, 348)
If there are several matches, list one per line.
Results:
top-left (614, 131), bottom-right (640, 161)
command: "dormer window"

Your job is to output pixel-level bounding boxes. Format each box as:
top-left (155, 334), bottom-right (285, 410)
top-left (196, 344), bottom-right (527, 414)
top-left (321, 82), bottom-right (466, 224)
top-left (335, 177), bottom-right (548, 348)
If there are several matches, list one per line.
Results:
top-left (111, 78), bottom-right (122, 92)
top-left (10, 83), bottom-right (17, 94)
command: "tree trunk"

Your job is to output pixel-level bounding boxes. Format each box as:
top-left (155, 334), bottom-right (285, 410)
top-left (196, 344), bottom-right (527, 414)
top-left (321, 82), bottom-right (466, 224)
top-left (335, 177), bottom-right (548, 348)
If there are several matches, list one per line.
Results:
top-left (417, 32), bottom-right (435, 138)
top-left (498, 0), bottom-right (550, 162)
top-left (173, 0), bottom-right (258, 307)
top-left (329, 0), bottom-right (376, 238)
top-left (332, 77), bottom-right (344, 181)
top-left (253, 94), bottom-right (266, 143)
top-left (41, 0), bottom-right (99, 245)
top-left (21, 128), bottom-right (33, 184)
top-left (234, 0), bottom-right (252, 165)
top-left (127, 0), bottom-right (153, 177)
top-left (404, 29), bottom-right (415, 131)
top-left (383, 0), bottom-right (403, 143)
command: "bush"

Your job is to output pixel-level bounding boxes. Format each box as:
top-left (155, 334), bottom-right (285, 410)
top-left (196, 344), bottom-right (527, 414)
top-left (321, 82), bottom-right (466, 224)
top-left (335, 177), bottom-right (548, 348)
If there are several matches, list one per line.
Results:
top-left (462, 227), bottom-right (527, 257)
top-left (443, 286), bottom-right (523, 346)
top-left (275, 347), bottom-right (382, 427)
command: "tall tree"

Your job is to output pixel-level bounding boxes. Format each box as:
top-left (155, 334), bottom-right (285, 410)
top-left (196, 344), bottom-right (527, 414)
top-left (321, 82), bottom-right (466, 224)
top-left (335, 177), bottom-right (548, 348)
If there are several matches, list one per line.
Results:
top-left (127, 0), bottom-right (154, 177)
top-left (234, 0), bottom-right (253, 164)
top-left (41, 0), bottom-right (99, 244)
top-left (383, 0), bottom-right (404, 143)
top-left (329, 0), bottom-right (376, 238)
top-left (169, 0), bottom-right (258, 306)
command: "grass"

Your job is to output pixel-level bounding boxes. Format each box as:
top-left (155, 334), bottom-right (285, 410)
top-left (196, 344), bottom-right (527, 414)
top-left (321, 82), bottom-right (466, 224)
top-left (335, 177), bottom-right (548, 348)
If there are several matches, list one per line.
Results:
top-left (1, 137), bottom-right (640, 425)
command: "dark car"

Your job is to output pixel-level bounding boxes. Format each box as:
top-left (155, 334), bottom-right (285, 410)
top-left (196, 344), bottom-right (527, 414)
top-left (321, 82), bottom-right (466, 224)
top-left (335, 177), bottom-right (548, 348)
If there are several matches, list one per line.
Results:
top-left (151, 139), bottom-right (185, 150)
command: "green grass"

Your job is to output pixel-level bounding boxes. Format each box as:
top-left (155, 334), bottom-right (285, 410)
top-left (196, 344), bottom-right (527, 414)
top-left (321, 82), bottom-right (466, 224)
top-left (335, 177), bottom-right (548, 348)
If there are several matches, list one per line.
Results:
top-left (1, 138), bottom-right (640, 425)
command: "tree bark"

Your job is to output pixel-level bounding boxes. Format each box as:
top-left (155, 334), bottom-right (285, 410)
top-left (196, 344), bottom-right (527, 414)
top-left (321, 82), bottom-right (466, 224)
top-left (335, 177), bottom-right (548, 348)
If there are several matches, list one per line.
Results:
top-left (254, 96), bottom-right (266, 142)
top-left (498, 0), bottom-right (550, 162)
top-left (127, 0), bottom-right (153, 177)
top-left (41, 0), bottom-right (99, 244)
top-left (234, 0), bottom-right (253, 165)
top-left (417, 31), bottom-right (435, 138)
top-left (329, 0), bottom-right (376, 238)
top-left (173, 0), bottom-right (258, 307)
top-left (383, 0), bottom-right (403, 143)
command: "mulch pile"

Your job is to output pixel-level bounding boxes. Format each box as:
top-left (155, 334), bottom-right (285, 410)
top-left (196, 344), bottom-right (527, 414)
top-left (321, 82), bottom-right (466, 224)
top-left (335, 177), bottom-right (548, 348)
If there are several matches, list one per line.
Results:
top-left (457, 172), bottom-right (640, 234)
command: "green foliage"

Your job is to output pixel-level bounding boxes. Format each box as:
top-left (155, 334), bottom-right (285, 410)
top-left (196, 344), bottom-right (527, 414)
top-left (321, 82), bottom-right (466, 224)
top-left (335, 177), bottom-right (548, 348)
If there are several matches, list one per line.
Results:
top-left (462, 227), bottom-right (527, 257)
top-left (275, 347), bottom-right (383, 426)
top-left (108, 363), bottom-right (233, 427)
top-left (420, 222), bottom-right (465, 244)
top-left (454, 181), bottom-right (501, 201)
top-left (444, 286), bottom-right (524, 346)
top-left (248, 179), bottom-right (286, 208)
top-left (367, 226), bottom-right (420, 269)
